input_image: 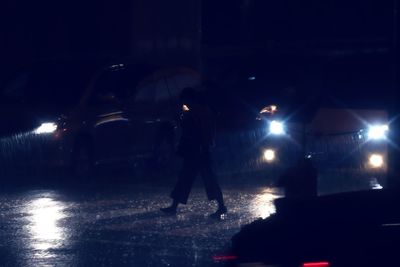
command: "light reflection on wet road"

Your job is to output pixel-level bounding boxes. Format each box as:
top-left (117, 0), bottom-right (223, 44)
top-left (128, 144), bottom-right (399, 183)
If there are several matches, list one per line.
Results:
top-left (25, 197), bottom-right (67, 250)
top-left (0, 185), bottom-right (281, 266)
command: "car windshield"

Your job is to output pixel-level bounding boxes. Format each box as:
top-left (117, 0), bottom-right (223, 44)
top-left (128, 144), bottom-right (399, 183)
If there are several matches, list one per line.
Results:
top-left (92, 65), bottom-right (152, 100)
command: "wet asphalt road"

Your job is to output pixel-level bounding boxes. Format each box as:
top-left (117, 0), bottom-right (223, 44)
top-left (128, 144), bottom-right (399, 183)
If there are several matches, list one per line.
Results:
top-left (0, 182), bottom-right (281, 267)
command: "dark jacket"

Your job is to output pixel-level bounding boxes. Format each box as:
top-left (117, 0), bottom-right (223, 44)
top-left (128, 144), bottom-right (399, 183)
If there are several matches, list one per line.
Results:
top-left (177, 104), bottom-right (216, 157)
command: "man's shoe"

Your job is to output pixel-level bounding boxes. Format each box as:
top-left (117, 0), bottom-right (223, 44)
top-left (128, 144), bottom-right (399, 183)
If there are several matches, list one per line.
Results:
top-left (160, 206), bottom-right (177, 215)
top-left (209, 206), bottom-right (227, 219)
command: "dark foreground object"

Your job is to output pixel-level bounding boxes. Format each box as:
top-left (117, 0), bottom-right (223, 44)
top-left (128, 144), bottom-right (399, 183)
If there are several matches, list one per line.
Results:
top-left (229, 189), bottom-right (400, 267)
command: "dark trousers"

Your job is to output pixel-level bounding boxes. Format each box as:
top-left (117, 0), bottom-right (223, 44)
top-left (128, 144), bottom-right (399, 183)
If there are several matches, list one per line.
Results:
top-left (170, 149), bottom-right (223, 205)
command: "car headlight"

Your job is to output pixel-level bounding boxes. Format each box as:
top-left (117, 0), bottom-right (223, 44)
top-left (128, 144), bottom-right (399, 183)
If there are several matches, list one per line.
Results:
top-left (34, 122), bottom-right (58, 135)
top-left (269, 120), bottom-right (285, 135)
top-left (369, 153), bottom-right (384, 168)
top-left (263, 149), bottom-right (276, 162)
top-left (367, 124), bottom-right (389, 140)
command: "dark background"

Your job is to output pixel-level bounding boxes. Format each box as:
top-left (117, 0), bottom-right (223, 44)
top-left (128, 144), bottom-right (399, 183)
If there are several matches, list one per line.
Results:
top-left (0, 0), bottom-right (397, 112)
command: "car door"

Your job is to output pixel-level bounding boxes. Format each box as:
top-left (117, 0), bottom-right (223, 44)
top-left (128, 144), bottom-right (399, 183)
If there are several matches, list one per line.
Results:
top-left (128, 79), bottom-right (164, 158)
top-left (88, 68), bottom-right (134, 165)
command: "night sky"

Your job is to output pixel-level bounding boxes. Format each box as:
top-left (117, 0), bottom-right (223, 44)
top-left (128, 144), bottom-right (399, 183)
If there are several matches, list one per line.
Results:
top-left (202, 0), bottom-right (394, 44)
top-left (0, 0), bottom-right (397, 111)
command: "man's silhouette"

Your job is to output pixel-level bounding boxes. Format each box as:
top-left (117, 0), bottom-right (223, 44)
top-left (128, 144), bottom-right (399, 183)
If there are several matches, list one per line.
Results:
top-left (161, 88), bottom-right (227, 218)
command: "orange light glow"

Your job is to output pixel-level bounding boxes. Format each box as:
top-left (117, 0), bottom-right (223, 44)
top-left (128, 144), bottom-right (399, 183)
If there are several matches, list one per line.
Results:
top-left (260, 105), bottom-right (278, 115)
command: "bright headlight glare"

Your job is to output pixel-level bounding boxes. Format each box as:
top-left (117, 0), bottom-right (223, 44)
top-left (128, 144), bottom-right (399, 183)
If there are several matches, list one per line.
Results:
top-left (369, 154), bottom-right (384, 168)
top-left (368, 125), bottom-right (389, 140)
top-left (269, 120), bottom-right (285, 135)
top-left (263, 149), bottom-right (276, 162)
top-left (34, 122), bottom-right (58, 134)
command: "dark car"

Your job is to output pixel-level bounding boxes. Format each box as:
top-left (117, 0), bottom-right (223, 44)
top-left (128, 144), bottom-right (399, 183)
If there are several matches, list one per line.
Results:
top-left (216, 189), bottom-right (400, 267)
top-left (0, 61), bottom-right (201, 178)
top-left (253, 103), bottom-right (390, 191)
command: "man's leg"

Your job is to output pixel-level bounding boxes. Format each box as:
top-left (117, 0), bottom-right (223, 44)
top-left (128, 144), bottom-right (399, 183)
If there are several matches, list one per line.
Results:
top-left (199, 150), bottom-right (227, 217)
top-left (161, 157), bottom-right (198, 214)
top-left (201, 165), bottom-right (224, 205)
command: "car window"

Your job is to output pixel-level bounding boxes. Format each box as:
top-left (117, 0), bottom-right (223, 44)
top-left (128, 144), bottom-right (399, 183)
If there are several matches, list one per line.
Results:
top-left (134, 81), bottom-right (157, 104)
top-left (154, 79), bottom-right (170, 103)
top-left (93, 69), bottom-right (132, 99)
top-left (89, 66), bottom-right (146, 107)
top-left (165, 74), bottom-right (201, 102)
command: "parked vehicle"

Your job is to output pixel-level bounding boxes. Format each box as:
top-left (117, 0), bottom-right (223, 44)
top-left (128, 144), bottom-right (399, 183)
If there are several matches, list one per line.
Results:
top-left (256, 105), bottom-right (389, 187)
top-left (0, 61), bottom-right (201, 178)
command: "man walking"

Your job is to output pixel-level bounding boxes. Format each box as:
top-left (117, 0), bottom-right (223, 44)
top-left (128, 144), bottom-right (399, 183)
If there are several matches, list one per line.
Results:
top-left (161, 88), bottom-right (227, 218)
